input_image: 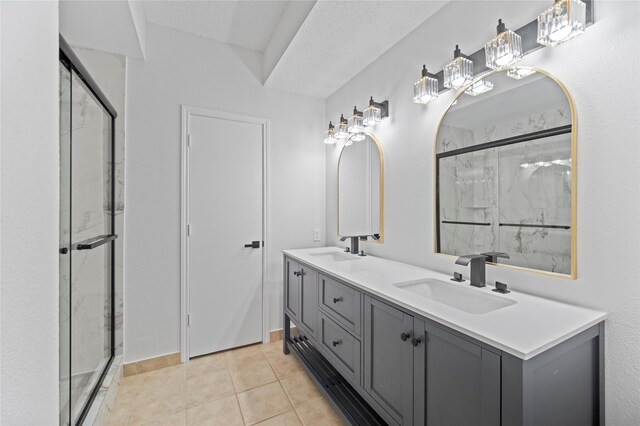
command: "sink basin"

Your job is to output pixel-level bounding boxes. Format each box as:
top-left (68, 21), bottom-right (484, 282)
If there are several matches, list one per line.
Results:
top-left (308, 251), bottom-right (361, 262)
top-left (393, 279), bottom-right (516, 314)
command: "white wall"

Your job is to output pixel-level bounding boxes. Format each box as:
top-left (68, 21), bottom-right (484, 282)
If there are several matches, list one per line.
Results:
top-left (326, 1), bottom-right (640, 424)
top-left (0, 1), bottom-right (60, 423)
top-left (124, 24), bottom-right (326, 363)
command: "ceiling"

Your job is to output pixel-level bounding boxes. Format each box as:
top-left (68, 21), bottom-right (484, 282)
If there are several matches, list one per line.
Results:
top-left (264, 0), bottom-right (447, 98)
top-left (142, 0), bottom-right (290, 53)
top-left (61, 0), bottom-right (450, 99)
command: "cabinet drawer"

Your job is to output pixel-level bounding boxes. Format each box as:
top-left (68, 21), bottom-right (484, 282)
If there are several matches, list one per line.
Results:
top-left (318, 313), bottom-right (361, 385)
top-left (319, 274), bottom-right (361, 334)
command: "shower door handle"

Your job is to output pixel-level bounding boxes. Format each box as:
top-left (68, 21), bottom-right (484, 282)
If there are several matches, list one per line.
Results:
top-left (75, 234), bottom-right (118, 250)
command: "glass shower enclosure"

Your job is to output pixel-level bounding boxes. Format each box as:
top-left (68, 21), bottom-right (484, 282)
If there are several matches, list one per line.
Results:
top-left (59, 37), bottom-right (117, 425)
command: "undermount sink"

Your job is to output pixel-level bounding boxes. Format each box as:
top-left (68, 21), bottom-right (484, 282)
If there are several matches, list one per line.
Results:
top-left (393, 279), bottom-right (516, 314)
top-left (308, 251), bottom-right (361, 262)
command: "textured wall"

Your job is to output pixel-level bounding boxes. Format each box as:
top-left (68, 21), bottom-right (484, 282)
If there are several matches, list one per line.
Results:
top-left (124, 24), bottom-right (326, 363)
top-left (0, 1), bottom-right (60, 423)
top-left (326, 1), bottom-right (640, 424)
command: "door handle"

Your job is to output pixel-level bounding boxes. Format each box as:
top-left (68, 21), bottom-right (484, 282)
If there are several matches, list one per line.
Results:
top-left (244, 241), bottom-right (261, 248)
top-left (75, 234), bottom-right (118, 250)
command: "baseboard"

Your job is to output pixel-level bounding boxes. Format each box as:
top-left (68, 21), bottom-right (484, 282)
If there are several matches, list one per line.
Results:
top-left (123, 352), bottom-right (181, 376)
top-left (269, 326), bottom-right (298, 342)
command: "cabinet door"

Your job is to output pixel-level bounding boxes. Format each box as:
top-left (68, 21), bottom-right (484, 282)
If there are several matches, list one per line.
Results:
top-left (364, 296), bottom-right (414, 425)
top-left (284, 258), bottom-right (300, 319)
top-left (414, 321), bottom-right (500, 426)
top-left (299, 266), bottom-right (318, 336)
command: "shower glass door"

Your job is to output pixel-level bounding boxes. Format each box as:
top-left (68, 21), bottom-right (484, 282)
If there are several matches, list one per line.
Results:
top-left (59, 41), bottom-right (116, 425)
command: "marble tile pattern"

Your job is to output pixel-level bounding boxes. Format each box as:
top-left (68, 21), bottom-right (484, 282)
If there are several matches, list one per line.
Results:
top-left (437, 106), bottom-right (572, 274)
top-left (106, 342), bottom-right (344, 426)
top-left (74, 46), bottom-right (126, 356)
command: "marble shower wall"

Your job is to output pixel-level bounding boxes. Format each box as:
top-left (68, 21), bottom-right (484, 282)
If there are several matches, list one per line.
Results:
top-left (74, 47), bottom-right (126, 355)
top-left (438, 107), bottom-right (572, 274)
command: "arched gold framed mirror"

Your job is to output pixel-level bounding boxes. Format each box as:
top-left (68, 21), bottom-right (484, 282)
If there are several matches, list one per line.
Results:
top-left (338, 132), bottom-right (384, 243)
top-left (434, 67), bottom-right (576, 278)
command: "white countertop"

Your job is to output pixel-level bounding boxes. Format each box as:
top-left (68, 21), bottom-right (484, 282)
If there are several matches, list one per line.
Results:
top-left (283, 247), bottom-right (607, 360)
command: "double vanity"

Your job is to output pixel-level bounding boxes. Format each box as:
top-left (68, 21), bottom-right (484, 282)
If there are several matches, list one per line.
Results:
top-left (282, 247), bottom-right (606, 426)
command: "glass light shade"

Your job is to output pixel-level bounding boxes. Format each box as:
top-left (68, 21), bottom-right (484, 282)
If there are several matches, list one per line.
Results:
top-left (348, 115), bottom-right (364, 133)
top-left (537, 0), bottom-right (586, 47)
top-left (413, 76), bottom-right (438, 104)
top-left (485, 20), bottom-right (523, 70)
top-left (323, 129), bottom-right (337, 144)
top-left (363, 105), bottom-right (381, 126)
top-left (350, 132), bottom-right (366, 142)
top-left (444, 56), bottom-right (474, 89)
top-left (464, 77), bottom-right (494, 96)
top-left (507, 67), bottom-right (537, 80)
top-left (335, 116), bottom-right (349, 139)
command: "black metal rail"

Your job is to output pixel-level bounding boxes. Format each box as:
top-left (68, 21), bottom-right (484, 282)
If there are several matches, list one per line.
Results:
top-left (499, 223), bottom-right (571, 230)
top-left (442, 220), bottom-right (491, 226)
top-left (288, 335), bottom-right (387, 426)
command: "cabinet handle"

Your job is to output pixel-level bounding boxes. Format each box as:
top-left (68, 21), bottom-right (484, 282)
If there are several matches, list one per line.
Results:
top-left (293, 270), bottom-right (302, 277)
top-left (400, 332), bottom-right (410, 342)
top-left (332, 297), bottom-right (343, 303)
top-left (411, 337), bottom-right (422, 347)
top-left (332, 340), bottom-right (342, 347)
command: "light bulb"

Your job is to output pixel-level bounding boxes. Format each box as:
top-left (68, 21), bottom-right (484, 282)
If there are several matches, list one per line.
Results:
top-left (347, 106), bottom-right (364, 133)
top-left (323, 121), bottom-right (337, 144)
top-left (464, 77), bottom-right (494, 96)
top-left (507, 67), bottom-right (536, 80)
top-left (363, 97), bottom-right (382, 127)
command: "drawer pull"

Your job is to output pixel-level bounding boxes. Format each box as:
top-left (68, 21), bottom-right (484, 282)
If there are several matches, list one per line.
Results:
top-left (293, 270), bottom-right (303, 277)
top-left (332, 340), bottom-right (342, 347)
top-left (400, 332), bottom-right (410, 342)
top-left (333, 297), bottom-right (343, 303)
top-left (411, 337), bottom-right (422, 347)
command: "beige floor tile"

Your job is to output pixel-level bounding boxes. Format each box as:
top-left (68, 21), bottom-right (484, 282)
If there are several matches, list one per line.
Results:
top-left (129, 366), bottom-right (186, 422)
top-left (237, 382), bottom-right (293, 425)
top-left (187, 368), bottom-right (235, 408)
top-left (225, 344), bottom-right (265, 367)
top-left (229, 358), bottom-right (277, 392)
top-left (187, 353), bottom-right (227, 379)
top-left (128, 409), bottom-right (186, 426)
top-left (295, 397), bottom-right (343, 426)
top-left (106, 376), bottom-right (140, 425)
top-left (264, 350), bottom-right (303, 379)
top-left (280, 372), bottom-right (321, 408)
top-left (260, 341), bottom-right (285, 358)
top-left (255, 410), bottom-right (302, 426)
top-left (187, 395), bottom-right (244, 426)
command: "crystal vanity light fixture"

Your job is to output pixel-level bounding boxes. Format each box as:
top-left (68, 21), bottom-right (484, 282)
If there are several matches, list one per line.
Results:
top-left (335, 114), bottom-right (349, 139)
top-left (323, 121), bottom-right (337, 144)
top-left (537, 0), bottom-right (586, 47)
top-left (444, 45), bottom-right (474, 89)
top-left (465, 77), bottom-right (494, 96)
top-left (413, 65), bottom-right (438, 104)
top-left (507, 67), bottom-right (537, 80)
top-left (348, 106), bottom-right (365, 134)
top-left (485, 19), bottom-right (523, 69)
top-left (363, 97), bottom-right (389, 127)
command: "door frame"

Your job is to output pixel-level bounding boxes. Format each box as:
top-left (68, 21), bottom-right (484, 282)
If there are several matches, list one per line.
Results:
top-left (180, 105), bottom-right (270, 362)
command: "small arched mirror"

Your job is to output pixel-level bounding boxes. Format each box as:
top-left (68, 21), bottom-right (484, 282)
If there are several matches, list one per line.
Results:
top-left (338, 134), bottom-right (384, 242)
top-left (435, 67), bottom-right (576, 278)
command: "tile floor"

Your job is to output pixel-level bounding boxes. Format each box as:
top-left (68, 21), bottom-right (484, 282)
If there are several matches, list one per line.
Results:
top-left (107, 341), bottom-right (344, 425)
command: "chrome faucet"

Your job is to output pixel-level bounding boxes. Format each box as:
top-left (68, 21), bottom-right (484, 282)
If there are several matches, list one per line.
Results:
top-left (340, 234), bottom-right (380, 255)
top-left (455, 254), bottom-right (488, 288)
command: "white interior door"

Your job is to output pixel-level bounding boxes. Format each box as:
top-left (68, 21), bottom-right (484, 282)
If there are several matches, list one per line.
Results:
top-left (188, 113), bottom-right (263, 358)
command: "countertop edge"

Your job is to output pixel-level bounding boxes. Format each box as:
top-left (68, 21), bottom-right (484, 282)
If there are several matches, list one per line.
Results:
top-left (282, 249), bottom-right (607, 361)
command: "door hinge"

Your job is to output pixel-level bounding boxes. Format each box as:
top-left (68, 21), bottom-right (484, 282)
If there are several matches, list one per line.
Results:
top-left (188, 313), bottom-right (191, 326)
top-left (187, 224), bottom-right (191, 237)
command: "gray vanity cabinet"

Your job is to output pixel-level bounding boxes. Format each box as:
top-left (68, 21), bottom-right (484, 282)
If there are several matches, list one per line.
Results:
top-left (284, 258), bottom-right (300, 319)
top-left (285, 258), bottom-right (318, 337)
top-left (413, 320), bottom-right (501, 426)
top-left (364, 296), bottom-right (415, 425)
